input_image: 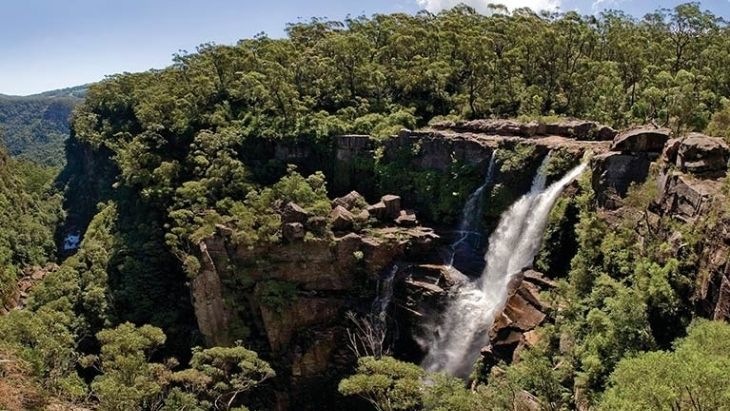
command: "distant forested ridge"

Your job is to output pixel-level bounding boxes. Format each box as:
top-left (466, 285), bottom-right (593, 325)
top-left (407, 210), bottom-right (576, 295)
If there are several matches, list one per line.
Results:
top-left (0, 85), bottom-right (87, 166)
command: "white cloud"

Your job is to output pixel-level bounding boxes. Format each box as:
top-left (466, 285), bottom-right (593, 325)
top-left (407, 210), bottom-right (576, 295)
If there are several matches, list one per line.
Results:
top-left (591, 0), bottom-right (624, 12)
top-left (416, 0), bottom-right (561, 14)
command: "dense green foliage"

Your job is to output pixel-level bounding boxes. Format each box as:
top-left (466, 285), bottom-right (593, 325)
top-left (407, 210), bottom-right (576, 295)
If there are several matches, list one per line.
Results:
top-left (599, 320), bottom-right (730, 410)
top-left (4, 2), bottom-right (730, 410)
top-left (0, 146), bottom-right (61, 307)
top-left (0, 86), bottom-right (85, 166)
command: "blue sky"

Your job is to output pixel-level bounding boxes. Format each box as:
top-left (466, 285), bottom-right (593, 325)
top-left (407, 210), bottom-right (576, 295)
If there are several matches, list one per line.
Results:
top-left (1, 0), bottom-right (728, 95)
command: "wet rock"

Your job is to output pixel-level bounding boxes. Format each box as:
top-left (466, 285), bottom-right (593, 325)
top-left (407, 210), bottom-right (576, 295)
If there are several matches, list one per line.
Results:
top-left (676, 133), bottom-right (730, 175)
top-left (333, 190), bottom-right (367, 211)
top-left (282, 202), bottom-right (310, 224)
top-left (283, 222), bottom-right (305, 242)
top-left (395, 210), bottom-right (418, 227)
top-left (489, 269), bottom-right (551, 364)
top-left (591, 152), bottom-right (653, 209)
top-left (610, 127), bottom-right (670, 153)
top-left (381, 195), bottom-right (402, 219)
top-left (330, 205), bottom-right (355, 231)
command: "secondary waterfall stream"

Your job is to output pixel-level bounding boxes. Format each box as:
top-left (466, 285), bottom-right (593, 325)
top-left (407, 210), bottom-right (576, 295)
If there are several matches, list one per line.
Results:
top-left (445, 152), bottom-right (498, 269)
top-left (422, 156), bottom-right (587, 378)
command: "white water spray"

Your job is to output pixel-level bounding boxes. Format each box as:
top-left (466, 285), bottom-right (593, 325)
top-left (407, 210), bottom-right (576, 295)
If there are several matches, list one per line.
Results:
top-left (422, 157), bottom-right (587, 378)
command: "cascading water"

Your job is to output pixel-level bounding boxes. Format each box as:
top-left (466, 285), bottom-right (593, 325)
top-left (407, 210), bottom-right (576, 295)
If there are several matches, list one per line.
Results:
top-left (422, 156), bottom-right (587, 378)
top-left (445, 152), bottom-right (499, 268)
top-left (373, 264), bottom-right (399, 326)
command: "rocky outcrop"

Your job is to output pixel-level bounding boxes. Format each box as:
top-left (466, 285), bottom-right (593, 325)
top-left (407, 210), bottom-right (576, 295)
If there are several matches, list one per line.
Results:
top-left (696, 214), bottom-right (730, 321)
top-left (591, 152), bottom-right (654, 209)
top-left (332, 135), bottom-right (375, 196)
top-left (655, 172), bottom-right (723, 221)
top-left (282, 202), bottom-right (310, 224)
top-left (431, 119), bottom-right (617, 141)
top-left (674, 133), bottom-right (730, 175)
top-left (330, 205), bottom-right (355, 231)
top-left (189, 201), bottom-right (440, 406)
top-left (610, 128), bottom-right (671, 153)
top-left (488, 269), bottom-right (555, 363)
top-left (191, 239), bottom-right (233, 346)
top-left (258, 296), bottom-right (343, 352)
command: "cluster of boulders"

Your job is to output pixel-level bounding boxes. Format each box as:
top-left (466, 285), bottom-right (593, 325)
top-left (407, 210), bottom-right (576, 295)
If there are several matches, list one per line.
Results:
top-left (431, 118), bottom-right (617, 141)
top-left (280, 191), bottom-right (422, 243)
top-left (592, 127), bottom-right (730, 209)
top-left (331, 191), bottom-right (419, 231)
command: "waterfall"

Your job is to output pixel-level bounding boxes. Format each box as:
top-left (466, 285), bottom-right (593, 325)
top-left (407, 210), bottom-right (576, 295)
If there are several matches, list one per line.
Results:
top-left (446, 152), bottom-right (498, 268)
top-left (373, 264), bottom-right (399, 325)
top-left (422, 156), bottom-right (587, 378)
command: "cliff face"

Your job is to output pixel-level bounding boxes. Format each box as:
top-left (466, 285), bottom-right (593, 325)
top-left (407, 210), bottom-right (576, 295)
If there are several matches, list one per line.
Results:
top-left (66, 118), bottom-right (729, 408)
top-left (189, 191), bottom-right (439, 408)
top-left (393, 125), bottom-right (730, 373)
top-left (187, 120), bottom-right (622, 406)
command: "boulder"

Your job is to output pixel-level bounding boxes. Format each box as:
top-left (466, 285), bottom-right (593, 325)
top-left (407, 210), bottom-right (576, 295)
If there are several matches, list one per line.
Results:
top-left (381, 195), bottom-right (402, 219)
top-left (283, 222), bottom-right (305, 242)
top-left (355, 209), bottom-right (370, 224)
top-left (330, 206), bottom-right (355, 231)
top-left (676, 133), bottom-right (730, 175)
top-left (591, 152), bottom-right (653, 209)
top-left (334, 233), bottom-right (362, 265)
top-left (305, 216), bottom-right (328, 235)
top-left (367, 202), bottom-right (387, 221)
top-left (395, 210), bottom-right (418, 227)
top-left (282, 202), bottom-right (310, 224)
top-left (611, 128), bottom-right (670, 153)
top-left (333, 190), bottom-right (366, 211)
top-left (655, 172), bottom-right (722, 220)
top-left (662, 138), bottom-right (682, 165)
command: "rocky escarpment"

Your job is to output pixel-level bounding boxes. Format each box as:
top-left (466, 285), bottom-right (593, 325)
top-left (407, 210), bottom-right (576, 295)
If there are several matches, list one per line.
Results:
top-left (187, 118), bottom-right (730, 408)
top-left (393, 123), bottom-right (730, 376)
top-left (190, 191), bottom-right (439, 408)
top-left (591, 129), bottom-right (730, 321)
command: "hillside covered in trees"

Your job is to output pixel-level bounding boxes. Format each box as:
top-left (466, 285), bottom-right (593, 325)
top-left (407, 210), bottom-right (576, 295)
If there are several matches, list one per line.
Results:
top-left (0, 85), bottom-right (86, 167)
top-left (1, 2), bottom-right (730, 410)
